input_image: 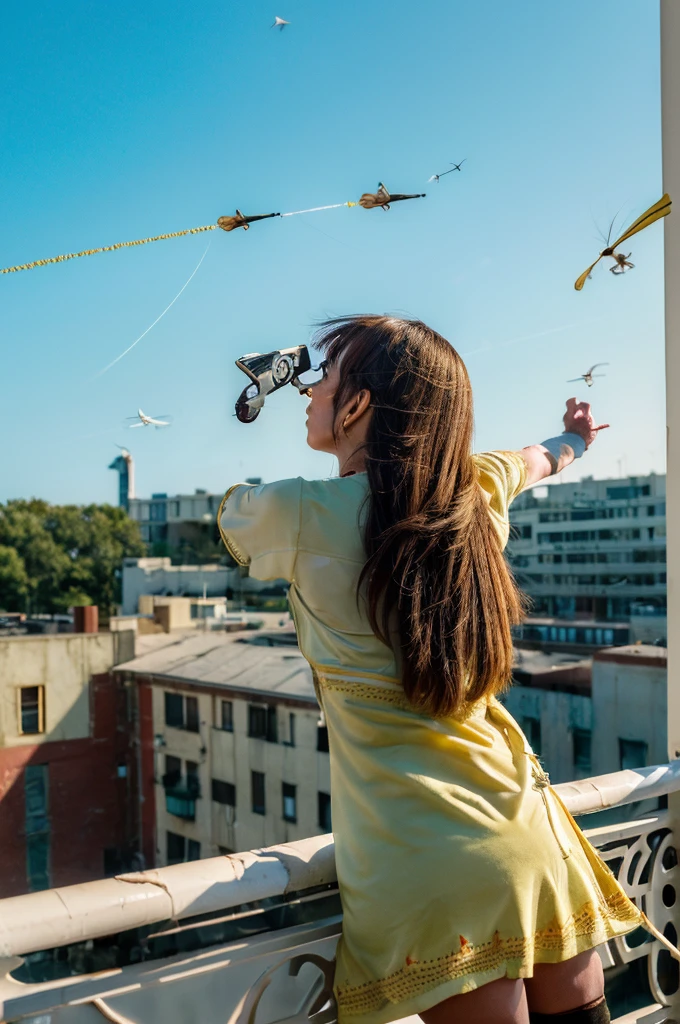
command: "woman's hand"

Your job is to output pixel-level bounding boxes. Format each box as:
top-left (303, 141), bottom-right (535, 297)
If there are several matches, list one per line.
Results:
top-left (562, 397), bottom-right (609, 449)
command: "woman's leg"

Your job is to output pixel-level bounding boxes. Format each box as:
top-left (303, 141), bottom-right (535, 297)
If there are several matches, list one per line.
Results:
top-left (419, 976), bottom-right (529, 1024)
top-left (524, 949), bottom-right (605, 1015)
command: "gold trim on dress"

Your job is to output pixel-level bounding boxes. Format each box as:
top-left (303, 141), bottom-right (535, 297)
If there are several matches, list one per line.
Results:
top-left (335, 892), bottom-right (641, 1016)
top-left (216, 484), bottom-right (251, 566)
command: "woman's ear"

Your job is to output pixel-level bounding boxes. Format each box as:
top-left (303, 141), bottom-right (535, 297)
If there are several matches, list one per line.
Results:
top-left (341, 389), bottom-right (372, 432)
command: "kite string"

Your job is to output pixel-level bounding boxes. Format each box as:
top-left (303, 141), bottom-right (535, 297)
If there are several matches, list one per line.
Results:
top-left (280, 201), bottom-right (357, 217)
top-left (91, 240), bottom-right (211, 380)
top-left (1, 224), bottom-right (216, 275)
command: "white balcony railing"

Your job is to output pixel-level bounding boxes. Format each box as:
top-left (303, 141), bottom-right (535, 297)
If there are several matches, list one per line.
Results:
top-left (0, 762), bottom-right (679, 1024)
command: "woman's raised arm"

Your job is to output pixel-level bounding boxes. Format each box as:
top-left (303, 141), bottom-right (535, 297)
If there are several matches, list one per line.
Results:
top-left (519, 398), bottom-right (610, 489)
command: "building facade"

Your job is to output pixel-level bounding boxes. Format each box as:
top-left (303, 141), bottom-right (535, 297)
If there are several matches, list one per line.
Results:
top-left (0, 630), bottom-right (138, 897)
top-left (507, 473), bottom-right (666, 621)
top-left (115, 631), bottom-right (331, 868)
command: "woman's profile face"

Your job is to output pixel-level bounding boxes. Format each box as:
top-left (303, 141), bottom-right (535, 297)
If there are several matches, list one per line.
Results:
top-left (305, 360), bottom-right (341, 453)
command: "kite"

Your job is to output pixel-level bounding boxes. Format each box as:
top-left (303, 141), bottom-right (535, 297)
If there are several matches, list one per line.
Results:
top-left (217, 210), bottom-right (281, 232)
top-left (428, 159), bottom-right (466, 182)
top-left (359, 183), bottom-right (426, 211)
top-left (574, 194), bottom-right (672, 291)
top-left (566, 363), bottom-right (608, 387)
top-left (271, 16), bottom-right (289, 29)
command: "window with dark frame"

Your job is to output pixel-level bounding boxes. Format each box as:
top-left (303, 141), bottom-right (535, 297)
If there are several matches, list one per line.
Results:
top-left (317, 725), bottom-right (329, 753)
top-left (248, 705), bottom-right (268, 739)
top-left (187, 839), bottom-right (201, 861)
top-left (318, 791), bottom-right (332, 832)
top-left (266, 705), bottom-right (278, 743)
top-left (185, 696), bottom-right (200, 733)
top-left (167, 831), bottom-right (185, 865)
top-left (619, 738), bottom-right (648, 771)
top-left (212, 779), bottom-right (236, 806)
top-left (163, 754), bottom-right (181, 788)
top-left (186, 760), bottom-right (200, 796)
top-left (282, 782), bottom-right (297, 823)
top-left (20, 686), bottom-right (44, 735)
top-left (572, 728), bottom-right (592, 775)
top-left (251, 771), bottom-right (266, 815)
top-left (164, 692), bottom-right (184, 729)
top-left (282, 712), bottom-right (295, 747)
top-left (221, 700), bottom-right (234, 732)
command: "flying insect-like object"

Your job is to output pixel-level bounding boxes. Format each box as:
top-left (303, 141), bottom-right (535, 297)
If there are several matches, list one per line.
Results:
top-left (217, 210), bottom-right (281, 232)
top-left (428, 159), bottom-right (466, 183)
top-left (127, 409), bottom-right (171, 429)
top-left (574, 194), bottom-right (672, 291)
top-left (271, 16), bottom-right (289, 28)
top-left (567, 363), bottom-right (609, 388)
top-left (359, 183), bottom-right (426, 211)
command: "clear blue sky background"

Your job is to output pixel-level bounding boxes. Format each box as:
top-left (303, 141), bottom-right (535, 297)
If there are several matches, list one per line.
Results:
top-left (0, 0), bottom-right (665, 505)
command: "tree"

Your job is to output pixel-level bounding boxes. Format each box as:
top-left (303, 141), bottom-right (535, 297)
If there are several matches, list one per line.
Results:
top-left (0, 501), bottom-right (145, 615)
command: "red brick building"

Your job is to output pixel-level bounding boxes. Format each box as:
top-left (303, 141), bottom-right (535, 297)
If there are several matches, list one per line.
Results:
top-left (0, 630), bottom-right (147, 897)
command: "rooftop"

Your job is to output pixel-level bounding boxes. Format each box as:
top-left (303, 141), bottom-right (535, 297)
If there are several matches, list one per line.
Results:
top-left (115, 627), bottom-right (316, 704)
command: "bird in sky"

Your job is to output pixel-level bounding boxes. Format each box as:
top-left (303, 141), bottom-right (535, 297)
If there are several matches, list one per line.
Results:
top-left (428, 159), bottom-right (466, 183)
top-left (127, 409), bottom-right (171, 428)
top-left (271, 16), bottom-right (290, 29)
top-left (566, 363), bottom-right (609, 387)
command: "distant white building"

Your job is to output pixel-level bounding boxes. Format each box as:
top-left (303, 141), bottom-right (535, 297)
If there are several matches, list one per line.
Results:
top-left (507, 473), bottom-right (666, 621)
top-left (126, 481), bottom-right (261, 552)
top-left (121, 557), bottom-right (286, 617)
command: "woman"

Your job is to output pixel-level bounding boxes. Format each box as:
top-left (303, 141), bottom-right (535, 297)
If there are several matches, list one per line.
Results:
top-left (218, 315), bottom-right (658, 1024)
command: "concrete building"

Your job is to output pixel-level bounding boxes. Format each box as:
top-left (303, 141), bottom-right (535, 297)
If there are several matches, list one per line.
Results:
top-left (124, 480), bottom-right (261, 557)
top-left (0, 629), bottom-right (138, 897)
top-left (114, 630), bottom-right (331, 868)
top-left (590, 644), bottom-right (668, 777)
top-left (121, 557), bottom-right (287, 617)
top-left (507, 473), bottom-right (666, 621)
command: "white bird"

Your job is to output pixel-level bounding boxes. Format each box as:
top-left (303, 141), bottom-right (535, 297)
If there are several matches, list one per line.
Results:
top-left (127, 408), bottom-right (171, 429)
top-left (566, 363), bottom-right (609, 388)
top-left (271, 16), bottom-right (290, 29)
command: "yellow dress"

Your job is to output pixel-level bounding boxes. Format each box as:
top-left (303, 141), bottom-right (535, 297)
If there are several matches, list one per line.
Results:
top-left (218, 452), bottom-right (644, 1024)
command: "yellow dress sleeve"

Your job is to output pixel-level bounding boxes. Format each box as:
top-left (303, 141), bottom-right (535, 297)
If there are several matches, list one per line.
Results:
top-left (473, 451), bottom-right (528, 547)
top-left (217, 477), bottom-right (303, 582)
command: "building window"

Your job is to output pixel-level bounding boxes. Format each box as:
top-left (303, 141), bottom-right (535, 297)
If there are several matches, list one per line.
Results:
top-left (163, 754), bottom-right (182, 788)
top-left (572, 728), bottom-right (592, 775)
top-left (619, 739), bottom-right (648, 771)
top-left (167, 831), bottom-right (185, 865)
top-left (165, 692), bottom-right (184, 728)
top-left (521, 716), bottom-right (542, 758)
top-left (317, 725), bottom-right (330, 753)
top-left (187, 839), bottom-right (201, 862)
top-left (282, 782), bottom-right (297, 823)
top-left (248, 704), bottom-right (278, 742)
top-left (318, 791), bottom-right (332, 832)
top-left (19, 686), bottom-right (45, 735)
top-left (165, 692), bottom-right (200, 732)
top-left (282, 713), bottom-right (296, 747)
top-left (220, 700), bottom-right (233, 732)
top-left (212, 779), bottom-right (236, 806)
top-left (186, 760), bottom-right (200, 796)
top-left (252, 771), bottom-right (266, 815)
top-left (25, 764), bottom-right (49, 891)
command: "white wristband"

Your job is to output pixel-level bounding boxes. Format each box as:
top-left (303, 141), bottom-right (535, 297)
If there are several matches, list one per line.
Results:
top-left (539, 432), bottom-right (587, 463)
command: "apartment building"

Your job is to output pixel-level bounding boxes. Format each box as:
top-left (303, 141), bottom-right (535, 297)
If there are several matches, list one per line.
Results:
top-left (507, 473), bottom-right (666, 621)
top-left (0, 628), bottom-right (137, 897)
top-left (115, 630), bottom-right (331, 867)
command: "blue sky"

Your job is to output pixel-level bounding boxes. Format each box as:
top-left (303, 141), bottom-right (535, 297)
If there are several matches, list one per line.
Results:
top-left (0, 0), bottom-right (665, 505)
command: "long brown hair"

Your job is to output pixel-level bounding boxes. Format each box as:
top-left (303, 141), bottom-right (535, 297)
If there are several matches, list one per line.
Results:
top-left (316, 314), bottom-right (526, 718)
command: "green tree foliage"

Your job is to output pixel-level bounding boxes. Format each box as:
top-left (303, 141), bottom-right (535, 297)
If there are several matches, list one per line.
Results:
top-left (0, 500), bottom-right (145, 615)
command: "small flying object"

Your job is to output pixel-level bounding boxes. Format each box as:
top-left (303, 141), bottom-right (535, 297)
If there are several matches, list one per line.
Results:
top-left (217, 210), bottom-right (281, 232)
top-left (271, 16), bottom-right (289, 28)
top-left (567, 363), bottom-right (609, 388)
top-left (574, 194), bottom-right (672, 291)
top-left (127, 409), bottom-right (171, 429)
top-left (359, 183), bottom-right (426, 211)
top-left (428, 159), bottom-right (466, 183)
